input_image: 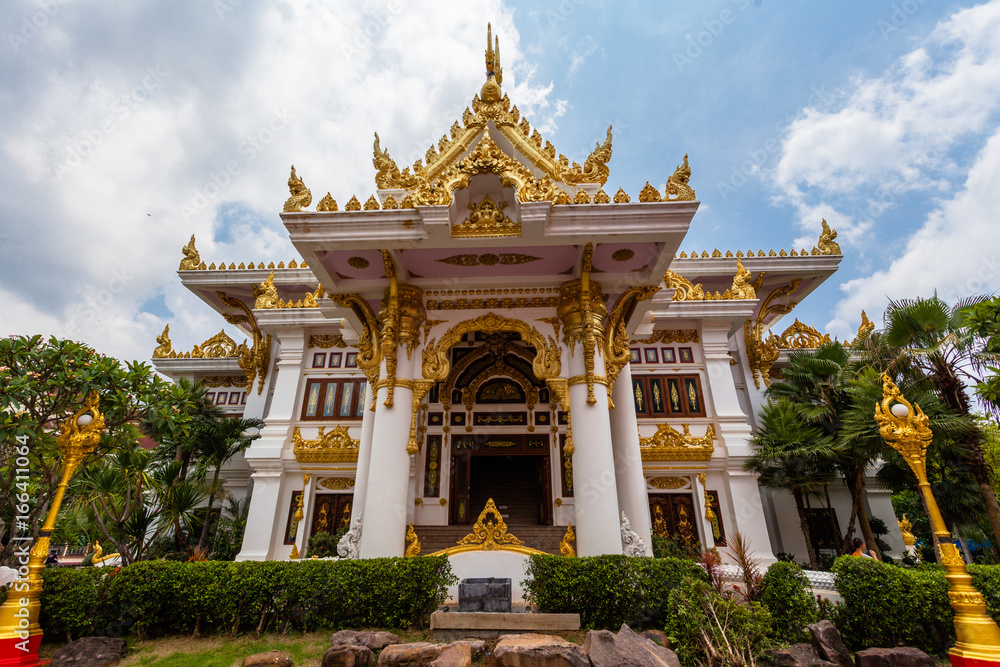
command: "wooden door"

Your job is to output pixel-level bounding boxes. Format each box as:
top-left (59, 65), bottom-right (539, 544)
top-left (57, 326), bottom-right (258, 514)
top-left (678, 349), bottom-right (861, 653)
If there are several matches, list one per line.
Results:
top-left (450, 453), bottom-right (472, 524)
top-left (310, 494), bottom-right (353, 538)
top-left (648, 493), bottom-right (699, 545)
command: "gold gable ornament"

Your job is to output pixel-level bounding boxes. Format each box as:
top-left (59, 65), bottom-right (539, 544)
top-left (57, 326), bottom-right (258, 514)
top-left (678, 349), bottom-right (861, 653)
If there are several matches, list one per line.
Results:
top-left (639, 423), bottom-right (716, 462)
top-left (428, 498), bottom-right (546, 556)
top-left (292, 426), bottom-right (360, 463)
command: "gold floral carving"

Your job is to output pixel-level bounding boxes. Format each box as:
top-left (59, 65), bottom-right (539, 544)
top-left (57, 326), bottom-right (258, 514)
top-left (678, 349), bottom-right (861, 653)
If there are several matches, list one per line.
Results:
top-left (648, 476), bottom-right (689, 489)
top-left (639, 182), bottom-right (662, 202)
top-left (292, 426), bottom-right (360, 463)
top-left (537, 316), bottom-right (562, 342)
top-left (318, 478), bottom-right (355, 490)
top-left (605, 285), bottom-right (660, 407)
top-left (153, 324), bottom-right (173, 358)
top-left (573, 189), bottom-right (591, 204)
top-left (201, 375), bottom-right (248, 388)
top-left (429, 296), bottom-right (558, 310)
top-left (309, 334), bottom-right (346, 349)
top-left (347, 256), bottom-right (370, 269)
top-left (345, 195), bottom-right (361, 211)
top-left (613, 187), bottom-right (631, 203)
top-left (611, 248), bottom-right (635, 263)
top-left (428, 498), bottom-right (545, 557)
top-left (439, 338), bottom-right (534, 411)
top-left (729, 259), bottom-right (757, 300)
top-left (423, 313), bottom-right (561, 384)
top-left (664, 155), bottom-right (696, 201)
top-left (593, 188), bottom-right (611, 204)
top-left (328, 293), bottom-right (382, 386)
top-left (317, 193), bottom-right (337, 211)
top-left (814, 219), bottom-right (842, 256)
top-left (639, 423), bottom-right (716, 462)
top-left (216, 291), bottom-right (272, 394)
top-left (436, 252), bottom-right (541, 267)
top-left (363, 195), bottom-right (380, 210)
top-left (778, 319), bottom-right (831, 349)
top-left (560, 523), bottom-right (576, 557)
top-left (743, 279), bottom-right (801, 389)
top-left (192, 330), bottom-right (239, 358)
top-left (407, 380), bottom-right (435, 455)
top-left (633, 329), bottom-right (699, 345)
top-left (558, 245), bottom-right (606, 404)
top-left (179, 235), bottom-right (204, 271)
top-left (452, 195), bottom-right (521, 238)
top-left (283, 166), bottom-right (312, 212)
top-left (405, 524), bottom-right (422, 557)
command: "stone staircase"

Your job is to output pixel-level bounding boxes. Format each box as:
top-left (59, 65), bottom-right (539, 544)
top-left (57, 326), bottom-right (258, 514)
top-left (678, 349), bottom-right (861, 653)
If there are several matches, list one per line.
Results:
top-left (414, 524), bottom-right (568, 555)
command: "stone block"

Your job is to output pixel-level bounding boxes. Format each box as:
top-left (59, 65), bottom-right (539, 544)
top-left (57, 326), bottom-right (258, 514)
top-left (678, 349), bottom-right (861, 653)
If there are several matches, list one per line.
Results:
top-left (429, 643), bottom-right (472, 667)
top-left (50, 637), bottom-right (127, 667)
top-left (584, 624), bottom-right (680, 667)
top-left (331, 630), bottom-right (400, 651)
top-left (430, 611), bottom-right (581, 641)
top-left (458, 577), bottom-right (512, 613)
top-left (855, 647), bottom-right (934, 667)
top-left (493, 633), bottom-right (591, 667)
top-left (377, 642), bottom-right (447, 666)
top-left (773, 643), bottom-right (835, 667)
top-left (807, 620), bottom-right (852, 667)
top-left (323, 645), bottom-right (374, 667)
top-left (241, 650), bottom-right (294, 666)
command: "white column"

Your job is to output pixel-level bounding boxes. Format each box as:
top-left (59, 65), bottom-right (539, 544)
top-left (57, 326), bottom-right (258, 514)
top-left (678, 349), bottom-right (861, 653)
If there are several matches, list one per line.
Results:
top-left (351, 397), bottom-right (377, 531)
top-left (237, 328), bottom-right (305, 560)
top-left (567, 352), bottom-right (623, 556)
top-left (294, 475), bottom-right (314, 557)
top-left (609, 362), bottom-right (653, 556)
top-left (359, 352), bottom-right (416, 558)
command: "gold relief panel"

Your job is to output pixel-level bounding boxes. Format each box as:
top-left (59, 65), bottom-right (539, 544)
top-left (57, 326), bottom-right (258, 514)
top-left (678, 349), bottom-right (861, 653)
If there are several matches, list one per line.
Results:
top-left (639, 423), bottom-right (715, 462)
top-left (292, 426), bottom-right (360, 463)
top-left (452, 195), bottom-right (521, 238)
top-left (647, 476), bottom-right (690, 490)
top-left (318, 478), bottom-right (355, 490)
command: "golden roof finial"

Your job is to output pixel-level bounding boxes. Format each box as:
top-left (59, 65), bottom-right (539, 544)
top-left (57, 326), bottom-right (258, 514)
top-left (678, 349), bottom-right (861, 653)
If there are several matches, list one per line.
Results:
top-left (486, 23), bottom-right (502, 85)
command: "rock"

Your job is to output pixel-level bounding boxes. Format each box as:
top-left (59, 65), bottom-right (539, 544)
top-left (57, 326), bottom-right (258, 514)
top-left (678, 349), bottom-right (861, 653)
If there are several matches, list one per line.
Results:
top-left (855, 647), bottom-right (934, 667)
top-left (451, 639), bottom-right (486, 655)
top-left (584, 624), bottom-right (680, 667)
top-left (323, 645), bottom-right (375, 667)
top-left (241, 650), bottom-right (294, 666)
top-left (429, 643), bottom-right (472, 667)
top-left (50, 637), bottom-right (127, 667)
top-left (773, 643), bottom-right (835, 667)
top-left (377, 642), bottom-right (447, 666)
top-left (808, 621), bottom-right (852, 667)
top-left (331, 630), bottom-right (400, 651)
top-left (494, 633), bottom-right (591, 667)
top-left (640, 629), bottom-right (671, 649)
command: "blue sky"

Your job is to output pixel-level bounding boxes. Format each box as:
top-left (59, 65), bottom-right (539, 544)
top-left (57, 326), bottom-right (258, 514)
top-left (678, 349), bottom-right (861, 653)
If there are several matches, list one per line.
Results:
top-left (1, 0), bottom-right (998, 362)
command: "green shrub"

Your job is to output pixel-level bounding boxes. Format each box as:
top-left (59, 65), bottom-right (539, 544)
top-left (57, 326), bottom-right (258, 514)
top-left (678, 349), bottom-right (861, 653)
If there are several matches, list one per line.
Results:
top-left (665, 577), bottom-right (773, 667)
top-left (39, 556), bottom-right (454, 639)
top-left (969, 564), bottom-right (1000, 619)
top-left (522, 554), bottom-right (706, 629)
top-left (651, 534), bottom-right (700, 560)
top-left (39, 568), bottom-right (108, 641)
top-left (831, 556), bottom-right (953, 651)
top-left (759, 561), bottom-right (818, 643)
top-left (305, 531), bottom-right (339, 559)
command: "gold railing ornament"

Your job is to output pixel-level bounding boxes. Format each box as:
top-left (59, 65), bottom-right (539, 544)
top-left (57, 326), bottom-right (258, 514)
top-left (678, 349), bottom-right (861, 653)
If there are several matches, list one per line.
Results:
top-left (875, 373), bottom-right (1000, 661)
top-left (560, 523), bottom-right (577, 557)
top-left (428, 499), bottom-right (546, 557)
top-left (405, 524), bottom-right (421, 557)
top-left (0, 392), bottom-right (105, 661)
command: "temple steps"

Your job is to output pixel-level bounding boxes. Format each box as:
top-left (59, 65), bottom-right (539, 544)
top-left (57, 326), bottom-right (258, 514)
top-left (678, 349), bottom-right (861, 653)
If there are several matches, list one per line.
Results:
top-left (413, 524), bottom-right (568, 556)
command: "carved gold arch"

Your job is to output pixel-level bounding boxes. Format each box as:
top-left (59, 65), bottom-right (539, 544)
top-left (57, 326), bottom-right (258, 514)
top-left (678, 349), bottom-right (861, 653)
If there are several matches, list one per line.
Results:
top-left (440, 339), bottom-right (535, 410)
top-left (462, 362), bottom-right (540, 432)
top-left (422, 312), bottom-right (561, 383)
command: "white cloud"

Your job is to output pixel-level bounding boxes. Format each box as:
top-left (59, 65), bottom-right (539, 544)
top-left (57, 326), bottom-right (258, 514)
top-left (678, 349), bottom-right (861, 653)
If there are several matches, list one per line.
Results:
top-left (773, 0), bottom-right (1000, 247)
top-left (0, 0), bottom-right (557, 364)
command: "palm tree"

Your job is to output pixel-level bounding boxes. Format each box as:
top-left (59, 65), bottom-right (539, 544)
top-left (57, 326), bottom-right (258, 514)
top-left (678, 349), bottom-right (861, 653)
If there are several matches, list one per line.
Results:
top-left (192, 417), bottom-right (262, 551)
top-left (746, 399), bottom-right (836, 569)
top-left (875, 296), bottom-right (1000, 553)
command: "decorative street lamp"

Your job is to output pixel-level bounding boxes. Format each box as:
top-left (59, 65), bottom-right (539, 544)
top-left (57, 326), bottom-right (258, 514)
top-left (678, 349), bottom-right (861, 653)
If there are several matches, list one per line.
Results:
top-left (875, 373), bottom-right (1000, 667)
top-left (0, 391), bottom-right (105, 667)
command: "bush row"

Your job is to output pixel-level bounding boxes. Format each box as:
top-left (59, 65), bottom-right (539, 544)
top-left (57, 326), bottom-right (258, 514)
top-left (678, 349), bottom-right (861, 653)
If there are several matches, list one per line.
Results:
top-left (40, 557), bottom-right (454, 640)
top-left (523, 554), bottom-right (708, 629)
top-left (831, 556), bottom-right (1000, 652)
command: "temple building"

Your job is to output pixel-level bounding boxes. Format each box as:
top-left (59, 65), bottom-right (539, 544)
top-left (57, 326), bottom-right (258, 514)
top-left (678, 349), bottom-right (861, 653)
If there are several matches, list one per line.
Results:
top-left (152, 26), bottom-right (903, 577)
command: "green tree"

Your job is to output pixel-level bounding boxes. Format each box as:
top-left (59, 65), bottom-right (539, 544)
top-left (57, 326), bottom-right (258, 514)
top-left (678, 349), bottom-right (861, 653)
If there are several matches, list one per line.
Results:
top-left (746, 399), bottom-right (835, 570)
top-left (876, 296), bottom-right (1000, 553)
top-left (0, 335), bottom-right (190, 566)
top-left (967, 296), bottom-right (1000, 418)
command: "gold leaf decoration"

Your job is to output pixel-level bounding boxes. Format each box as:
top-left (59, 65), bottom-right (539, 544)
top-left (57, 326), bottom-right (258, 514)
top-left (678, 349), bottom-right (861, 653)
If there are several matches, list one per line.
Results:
top-left (347, 256), bottom-right (370, 270)
top-left (613, 187), bottom-right (631, 203)
top-left (292, 426), bottom-right (360, 463)
top-left (345, 195), bottom-right (362, 211)
top-left (317, 193), bottom-right (338, 211)
top-left (638, 181), bottom-right (661, 202)
top-left (436, 253), bottom-right (541, 267)
top-left (639, 423), bottom-right (715, 461)
top-left (611, 248), bottom-right (635, 263)
top-left (363, 195), bottom-right (380, 210)
top-left (593, 188), bottom-right (611, 204)
top-left (573, 189), bottom-right (591, 204)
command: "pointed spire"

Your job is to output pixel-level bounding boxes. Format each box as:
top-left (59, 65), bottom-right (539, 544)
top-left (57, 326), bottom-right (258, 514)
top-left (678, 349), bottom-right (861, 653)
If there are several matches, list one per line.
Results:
top-left (485, 22), bottom-right (503, 85)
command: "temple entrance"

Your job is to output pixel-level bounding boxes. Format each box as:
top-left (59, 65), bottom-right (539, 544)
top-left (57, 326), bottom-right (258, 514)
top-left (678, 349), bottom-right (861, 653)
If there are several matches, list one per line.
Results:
top-left (449, 434), bottom-right (552, 526)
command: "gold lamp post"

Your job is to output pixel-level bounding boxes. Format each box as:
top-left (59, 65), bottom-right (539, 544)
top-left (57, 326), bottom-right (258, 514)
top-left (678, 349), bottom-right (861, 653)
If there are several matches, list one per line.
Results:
top-left (875, 374), bottom-right (1000, 666)
top-left (0, 391), bottom-right (105, 667)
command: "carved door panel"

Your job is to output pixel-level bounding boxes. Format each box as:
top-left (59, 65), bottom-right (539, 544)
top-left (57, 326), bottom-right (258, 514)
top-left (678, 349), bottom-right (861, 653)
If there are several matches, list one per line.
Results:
top-left (309, 493), bottom-right (353, 539)
top-left (451, 454), bottom-right (472, 525)
top-left (648, 493), bottom-right (699, 545)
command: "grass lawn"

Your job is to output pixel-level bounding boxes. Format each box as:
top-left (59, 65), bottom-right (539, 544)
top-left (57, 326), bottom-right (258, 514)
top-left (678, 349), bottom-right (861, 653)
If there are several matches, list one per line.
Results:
top-left (38, 628), bottom-right (590, 666)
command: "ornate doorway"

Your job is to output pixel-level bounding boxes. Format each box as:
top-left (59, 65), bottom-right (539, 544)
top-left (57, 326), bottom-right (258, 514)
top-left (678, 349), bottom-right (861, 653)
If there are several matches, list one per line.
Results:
top-left (648, 493), bottom-right (699, 545)
top-left (309, 493), bottom-right (353, 539)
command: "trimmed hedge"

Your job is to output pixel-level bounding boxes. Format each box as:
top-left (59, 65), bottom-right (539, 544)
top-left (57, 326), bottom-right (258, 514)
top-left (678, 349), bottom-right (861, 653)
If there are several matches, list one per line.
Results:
top-left (759, 561), bottom-right (819, 643)
top-left (832, 557), bottom-right (958, 652)
top-left (39, 556), bottom-right (454, 639)
top-left (522, 554), bottom-right (707, 629)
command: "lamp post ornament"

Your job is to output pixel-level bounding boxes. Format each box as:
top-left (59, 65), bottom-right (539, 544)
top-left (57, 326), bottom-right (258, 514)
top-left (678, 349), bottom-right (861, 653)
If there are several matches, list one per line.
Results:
top-left (875, 373), bottom-right (1000, 666)
top-left (0, 391), bottom-right (105, 667)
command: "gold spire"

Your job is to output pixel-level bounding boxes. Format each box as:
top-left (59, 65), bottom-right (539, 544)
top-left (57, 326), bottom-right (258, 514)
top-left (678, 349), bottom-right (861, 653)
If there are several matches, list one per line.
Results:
top-left (486, 23), bottom-right (502, 85)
